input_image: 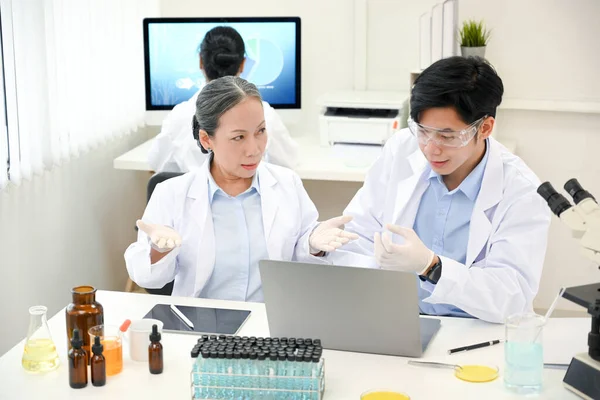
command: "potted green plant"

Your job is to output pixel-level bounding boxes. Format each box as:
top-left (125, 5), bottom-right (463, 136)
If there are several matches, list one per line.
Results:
top-left (459, 20), bottom-right (491, 59)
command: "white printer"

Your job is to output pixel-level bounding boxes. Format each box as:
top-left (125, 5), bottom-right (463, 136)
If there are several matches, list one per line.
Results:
top-left (317, 90), bottom-right (409, 146)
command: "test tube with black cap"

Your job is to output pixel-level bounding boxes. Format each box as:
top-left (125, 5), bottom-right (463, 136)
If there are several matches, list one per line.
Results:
top-left (310, 354), bottom-right (321, 390)
top-left (257, 353), bottom-right (268, 388)
top-left (214, 351), bottom-right (226, 391)
top-left (241, 350), bottom-right (250, 375)
top-left (300, 354), bottom-right (311, 380)
top-left (286, 353), bottom-right (297, 389)
top-left (194, 351), bottom-right (211, 386)
top-left (268, 353), bottom-right (278, 387)
top-left (232, 351), bottom-right (242, 388)
top-left (248, 352), bottom-right (259, 389)
top-left (276, 353), bottom-right (287, 389)
top-left (198, 351), bottom-right (212, 386)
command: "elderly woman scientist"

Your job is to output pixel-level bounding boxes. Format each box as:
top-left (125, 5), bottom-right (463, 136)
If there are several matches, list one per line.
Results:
top-left (125, 76), bottom-right (357, 301)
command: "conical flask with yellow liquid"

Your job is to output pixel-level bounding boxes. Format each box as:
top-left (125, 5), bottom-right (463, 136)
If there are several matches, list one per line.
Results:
top-left (22, 306), bottom-right (60, 372)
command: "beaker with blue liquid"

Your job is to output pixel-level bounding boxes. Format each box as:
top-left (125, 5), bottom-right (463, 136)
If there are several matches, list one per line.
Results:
top-left (504, 313), bottom-right (545, 395)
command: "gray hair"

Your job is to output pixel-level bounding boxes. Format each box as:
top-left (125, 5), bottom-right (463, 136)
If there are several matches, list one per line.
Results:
top-left (192, 76), bottom-right (262, 154)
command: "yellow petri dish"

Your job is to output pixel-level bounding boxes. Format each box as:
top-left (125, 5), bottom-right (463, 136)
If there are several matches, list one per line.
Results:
top-left (454, 365), bottom-right (499, 383)
top-left (361, 391), bottom-right (411, 400)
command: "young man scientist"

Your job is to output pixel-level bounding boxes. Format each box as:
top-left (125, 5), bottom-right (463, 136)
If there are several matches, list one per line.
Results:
top-left (325, 56), bottom-right (551, 323)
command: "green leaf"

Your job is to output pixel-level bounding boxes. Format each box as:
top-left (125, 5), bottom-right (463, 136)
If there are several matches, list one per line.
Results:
top-left (459, 19), bottom-right (491, 47)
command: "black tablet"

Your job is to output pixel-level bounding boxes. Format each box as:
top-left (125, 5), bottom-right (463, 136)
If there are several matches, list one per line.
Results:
top-left (143, 304), bottom-right (251, 335)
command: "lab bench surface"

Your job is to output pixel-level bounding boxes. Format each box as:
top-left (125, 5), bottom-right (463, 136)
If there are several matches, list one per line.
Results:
top-left (0, 290), bottom-right (587, 399)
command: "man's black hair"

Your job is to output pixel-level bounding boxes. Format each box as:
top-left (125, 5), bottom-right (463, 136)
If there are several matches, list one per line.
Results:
top-left (410, 56), bottom-right (504, 124)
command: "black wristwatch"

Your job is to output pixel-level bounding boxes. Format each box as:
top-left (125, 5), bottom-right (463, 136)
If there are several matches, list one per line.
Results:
top-left (422, 257), bottom-right (443, 284)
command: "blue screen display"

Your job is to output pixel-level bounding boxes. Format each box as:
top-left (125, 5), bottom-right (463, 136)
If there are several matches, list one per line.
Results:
top-left (145, 19), bottom-right (300, 109)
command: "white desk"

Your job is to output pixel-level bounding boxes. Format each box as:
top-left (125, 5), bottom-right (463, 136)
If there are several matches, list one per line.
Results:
top-left (113, 137), bottom-right (374, 182)
top-left (113, 136), bottom-right (517, 183)
top-left (0, 290), bottom-right (588, 399)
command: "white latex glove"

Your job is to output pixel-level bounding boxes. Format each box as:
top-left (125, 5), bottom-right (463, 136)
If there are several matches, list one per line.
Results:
top-left (309, 215), bottom-right (360, 253)
top-left (374, 224), bottom-right (434, 275)
top-left (136, 220), bottom-right (182, 253)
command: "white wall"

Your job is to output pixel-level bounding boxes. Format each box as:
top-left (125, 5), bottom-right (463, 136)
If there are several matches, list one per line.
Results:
top-left (0, 129), bottom-right (152, 355)
top-left (497, 110), bottom-right (600, 313)
top-left (366, 0), bottom-right (439, 91)
top-left (366, 0), bottom-right (600, 102)
top-left (161, 0), bottom-right (600, 313)
top-left (456, 0), bottom-right (600, 103)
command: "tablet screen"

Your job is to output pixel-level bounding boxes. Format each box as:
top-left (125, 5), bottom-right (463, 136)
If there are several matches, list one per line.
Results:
top-left (143, 304), bottom-right (251, 335)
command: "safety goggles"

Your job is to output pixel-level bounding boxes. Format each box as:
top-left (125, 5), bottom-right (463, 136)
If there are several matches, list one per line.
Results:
top-left (407, 116), bottom-right (487, 148)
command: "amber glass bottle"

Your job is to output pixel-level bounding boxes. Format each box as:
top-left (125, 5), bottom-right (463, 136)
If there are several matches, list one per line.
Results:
top-left (90, 336), bottom-right (106, 387)
top-left (68, 329), bottom-right (88, 389)
top-left (148, 324), bottom-right (163, 374)
top-left (65, 286), bottom-right (104, 360)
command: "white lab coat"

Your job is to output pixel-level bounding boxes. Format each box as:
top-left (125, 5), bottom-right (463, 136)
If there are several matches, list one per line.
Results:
top-left (328, 129), bottom-right (551, 323)
top-left (125, 161), bottom-right (322, 298)
top-left (148, 91), bottom-right (299, 172)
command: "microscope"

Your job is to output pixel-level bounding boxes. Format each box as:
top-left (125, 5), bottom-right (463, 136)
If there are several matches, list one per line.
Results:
top-left (538, 179), bottom-right (600, 400)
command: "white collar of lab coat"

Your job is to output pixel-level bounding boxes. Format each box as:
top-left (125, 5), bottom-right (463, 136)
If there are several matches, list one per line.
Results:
top-left (187, 159), bottom-right (277, 200)
top-left (184, 158), bottom-right (281, 279)
top-left (407, 137), bottom-right (504, 212)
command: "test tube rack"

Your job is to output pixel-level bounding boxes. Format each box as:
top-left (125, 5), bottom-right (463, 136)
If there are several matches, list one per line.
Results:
top-left (189, 335), bottom-right (326, 400)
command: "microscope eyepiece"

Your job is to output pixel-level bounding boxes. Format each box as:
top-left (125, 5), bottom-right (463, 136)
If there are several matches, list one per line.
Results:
top-left (564, 178), bottom-right (596, 205)
top-left (537, 182), bottom-right (572, 217)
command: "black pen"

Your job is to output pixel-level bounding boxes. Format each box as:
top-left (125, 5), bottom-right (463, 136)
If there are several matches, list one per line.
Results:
top-left (448, 339), bottom-right (504, 354)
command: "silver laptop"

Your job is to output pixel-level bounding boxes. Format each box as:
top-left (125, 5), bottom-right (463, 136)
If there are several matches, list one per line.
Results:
top-left (259, 260), bottom-right (441, 357)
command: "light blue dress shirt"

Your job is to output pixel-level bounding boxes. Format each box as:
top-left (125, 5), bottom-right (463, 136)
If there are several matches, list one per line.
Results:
top-left (413, 140), bottom-right (490, 317)
top-left (199, 168), bottom-right (268, 302)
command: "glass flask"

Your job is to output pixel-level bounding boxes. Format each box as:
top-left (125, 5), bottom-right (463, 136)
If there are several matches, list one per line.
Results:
top-left (22, 305), bottom-right (60, 372)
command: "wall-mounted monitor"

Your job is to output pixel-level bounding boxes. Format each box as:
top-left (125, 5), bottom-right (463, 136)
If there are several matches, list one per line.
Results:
top-left (143, 17), bottom-right (301, 110)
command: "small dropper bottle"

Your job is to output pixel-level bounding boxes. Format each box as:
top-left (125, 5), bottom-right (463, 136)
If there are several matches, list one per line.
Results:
top-left (91, 335), bottom-right (106, 387)
top-left (148, 324), bottom-right (163, 374)
top-left (68, 329), bottom-right (88, 389)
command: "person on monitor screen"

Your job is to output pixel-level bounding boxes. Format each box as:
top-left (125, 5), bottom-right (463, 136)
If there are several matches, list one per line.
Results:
top-left (127, 76), bottom-right (358, 300)
top-left (317, 56), bottom-right (551, 323)
top-left (148, 26), bottom-right (298, 172)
